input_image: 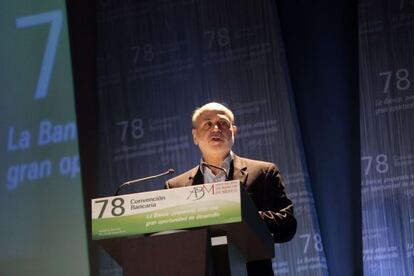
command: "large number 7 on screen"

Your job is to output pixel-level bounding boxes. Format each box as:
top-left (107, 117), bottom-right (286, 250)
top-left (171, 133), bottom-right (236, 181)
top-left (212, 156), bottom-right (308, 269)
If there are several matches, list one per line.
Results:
top-left (16, 10), bottom-right (62, 100)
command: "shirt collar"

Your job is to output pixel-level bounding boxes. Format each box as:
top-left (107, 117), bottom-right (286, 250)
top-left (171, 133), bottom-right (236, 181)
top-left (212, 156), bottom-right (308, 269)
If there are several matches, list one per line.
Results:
top-left (200, 152), bottom-right (233, 183)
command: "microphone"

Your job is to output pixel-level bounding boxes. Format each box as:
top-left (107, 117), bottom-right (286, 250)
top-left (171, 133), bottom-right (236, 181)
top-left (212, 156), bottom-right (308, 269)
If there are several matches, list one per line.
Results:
top-left (201, 161), bottom-right (228, 180)
top-left (115, 168), bottom-right (175, 196)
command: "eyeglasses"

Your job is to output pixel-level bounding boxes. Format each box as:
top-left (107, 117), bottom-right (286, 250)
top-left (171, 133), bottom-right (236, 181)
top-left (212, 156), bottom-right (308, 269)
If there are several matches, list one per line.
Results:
top-left (198, 119), bottom-right (232, 131)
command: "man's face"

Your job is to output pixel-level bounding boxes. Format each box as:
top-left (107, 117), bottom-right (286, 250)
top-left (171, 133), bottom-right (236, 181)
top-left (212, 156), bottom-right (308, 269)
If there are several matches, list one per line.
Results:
top-left (192, 109), bottom-right (237, 158)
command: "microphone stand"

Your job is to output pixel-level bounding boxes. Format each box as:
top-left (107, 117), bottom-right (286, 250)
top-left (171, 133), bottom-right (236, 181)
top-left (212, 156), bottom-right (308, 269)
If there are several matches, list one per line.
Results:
top-left (115, 168), bottom-right (175, 196)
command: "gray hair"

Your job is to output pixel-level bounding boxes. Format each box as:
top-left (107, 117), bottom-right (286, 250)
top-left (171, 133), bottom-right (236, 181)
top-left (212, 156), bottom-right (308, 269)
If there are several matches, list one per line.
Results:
top-left (192, 102), bottom-right (235, 128)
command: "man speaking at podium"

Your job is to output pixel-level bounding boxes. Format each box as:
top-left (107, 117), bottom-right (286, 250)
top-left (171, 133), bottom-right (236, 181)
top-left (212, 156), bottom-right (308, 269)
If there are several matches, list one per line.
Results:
top-left (166, 102), bottom-right (297, 276)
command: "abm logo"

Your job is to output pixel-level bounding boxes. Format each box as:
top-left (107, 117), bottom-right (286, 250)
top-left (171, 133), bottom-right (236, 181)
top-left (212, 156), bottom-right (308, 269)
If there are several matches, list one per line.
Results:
top-left (187, 185), bottom-right (215, 201)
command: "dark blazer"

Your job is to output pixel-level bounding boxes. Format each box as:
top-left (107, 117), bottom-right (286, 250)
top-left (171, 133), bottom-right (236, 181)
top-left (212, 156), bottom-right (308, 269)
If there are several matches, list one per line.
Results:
top-left (166, 154), bottom-right (297, 276)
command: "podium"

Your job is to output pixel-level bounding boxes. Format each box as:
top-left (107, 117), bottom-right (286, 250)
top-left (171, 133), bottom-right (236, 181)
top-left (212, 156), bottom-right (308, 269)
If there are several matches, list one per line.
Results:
top-left (92, 181), bottom-right (274, 275)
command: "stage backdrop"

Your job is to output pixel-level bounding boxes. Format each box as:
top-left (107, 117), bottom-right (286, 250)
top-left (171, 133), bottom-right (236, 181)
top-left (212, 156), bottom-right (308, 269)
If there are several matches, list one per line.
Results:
top-left (359, 0), bottom-right (414, 274)
top-left (95, 0), bottom-right (327, 275)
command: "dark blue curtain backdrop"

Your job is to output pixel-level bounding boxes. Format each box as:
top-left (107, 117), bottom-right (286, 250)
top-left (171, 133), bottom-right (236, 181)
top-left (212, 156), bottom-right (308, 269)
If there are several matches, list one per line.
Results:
top-left (276, 1), bottom-right (361, 275)
top-left (359, 0), bottom-right (414, 275)
top-left (70, 0), bottom-right (414, 275)
top-left (94, 0), bottom-right (327, 275)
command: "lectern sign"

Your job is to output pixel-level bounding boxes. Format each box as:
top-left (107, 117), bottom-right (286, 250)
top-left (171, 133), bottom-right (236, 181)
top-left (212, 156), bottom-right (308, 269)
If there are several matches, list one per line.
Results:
top-left (91, 180), bottom-right (242, 240)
